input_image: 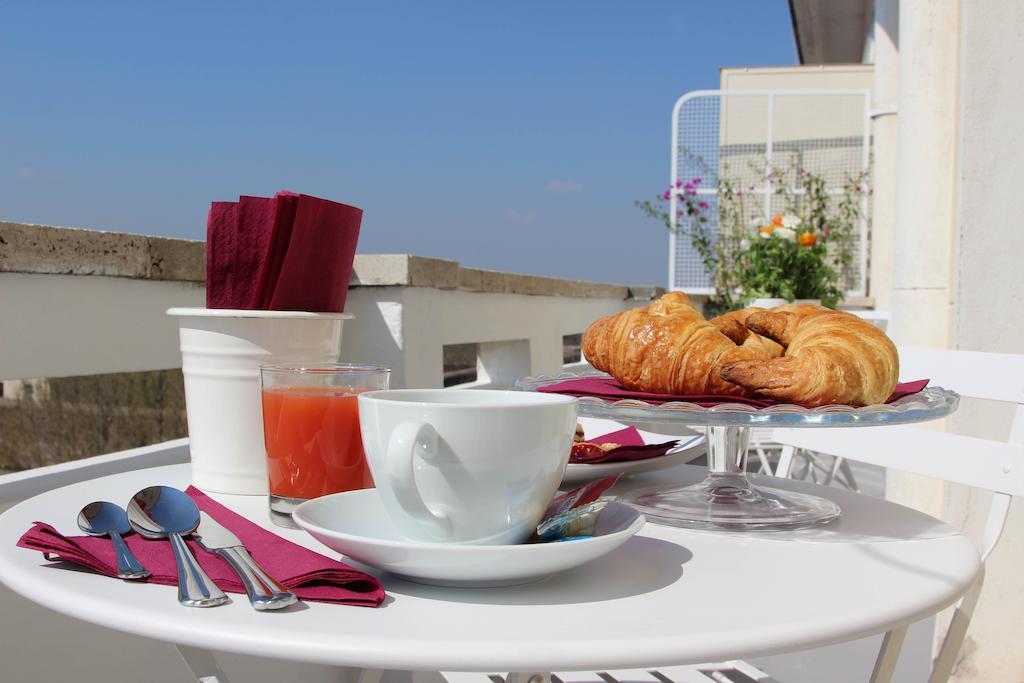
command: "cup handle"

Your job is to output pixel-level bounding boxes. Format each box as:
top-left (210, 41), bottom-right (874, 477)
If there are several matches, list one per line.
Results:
top-left (386, 421), bottom-right (453, 540)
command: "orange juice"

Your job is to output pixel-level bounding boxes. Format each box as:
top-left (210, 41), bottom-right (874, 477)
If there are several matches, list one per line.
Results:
top-left (261, 386), bottom-right (374, 500)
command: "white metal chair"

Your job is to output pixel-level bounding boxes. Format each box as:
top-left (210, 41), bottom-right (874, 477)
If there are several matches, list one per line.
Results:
top-left (770, 346), bottom-right (1024, 683)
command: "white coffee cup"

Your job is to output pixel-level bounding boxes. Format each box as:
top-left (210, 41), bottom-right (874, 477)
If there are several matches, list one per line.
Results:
top-left (357, 389), bottom-right (578, 545)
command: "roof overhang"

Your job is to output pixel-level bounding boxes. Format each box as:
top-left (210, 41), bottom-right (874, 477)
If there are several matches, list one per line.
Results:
top-left (789, 0), bottom-right (873, 64)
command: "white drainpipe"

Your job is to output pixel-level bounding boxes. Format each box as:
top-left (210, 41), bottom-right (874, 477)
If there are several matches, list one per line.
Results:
top-left (868, 0), bottom-right (900, 312)
top-left (890, 0), bottom-right (960, 348)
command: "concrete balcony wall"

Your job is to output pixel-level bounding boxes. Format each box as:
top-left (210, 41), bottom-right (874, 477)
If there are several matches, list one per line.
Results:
top-left (0, 221), bottom-right (659, 389)
top-left (0, 222), bottom-right (205, 381)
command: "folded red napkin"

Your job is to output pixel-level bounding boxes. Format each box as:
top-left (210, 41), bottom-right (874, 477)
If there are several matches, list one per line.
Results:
top-left (541, 378), bottom-right (930, 408)
top-left (206, 191), bottom-right (362, 312)
top-left (571, 426), bottom-right (678, 464)
top-left (16, 486), bottom-right (384, 607)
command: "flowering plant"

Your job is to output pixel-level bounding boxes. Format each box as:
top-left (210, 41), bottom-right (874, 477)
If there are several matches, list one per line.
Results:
top-left (636, 176), bottom-right (741, 313)
top-left (637, 159), bottom-right (865, 314)
top-left (738, 212), bottom-right (843, 308)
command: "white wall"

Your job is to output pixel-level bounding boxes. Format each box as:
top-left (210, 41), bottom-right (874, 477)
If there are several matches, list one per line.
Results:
top-left (946, 1), bottom-right (1024, 681)
top-left (0, 272), bottom-right (204, 381)
top-left (869, 0), bottom-right (899, 311)
top-left (873, 0), bottom-right (1024, 680)
top-left (0, 271), bottom-right (636, 392)
top-left (339, 286), bottom-right (634, 389)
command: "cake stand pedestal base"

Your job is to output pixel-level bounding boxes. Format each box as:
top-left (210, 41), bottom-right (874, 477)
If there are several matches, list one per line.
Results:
top-left (621, 425), bottom-right (841, 530)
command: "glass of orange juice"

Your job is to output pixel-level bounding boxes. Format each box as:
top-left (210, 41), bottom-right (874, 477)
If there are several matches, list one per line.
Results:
top-left (259, 363), bottom-right (390, 528)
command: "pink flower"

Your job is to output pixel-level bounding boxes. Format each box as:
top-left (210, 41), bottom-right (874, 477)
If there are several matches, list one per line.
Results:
top-left (662, 191), bottom-right (670, 200)
top-left (675, 180), bottom-right (683, 188)
top-left (698, 201), bottom-right (709, 209)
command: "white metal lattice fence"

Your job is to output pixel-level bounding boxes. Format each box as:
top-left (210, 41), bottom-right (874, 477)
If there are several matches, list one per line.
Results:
top-left (669, 89), bottom-right (871, 296)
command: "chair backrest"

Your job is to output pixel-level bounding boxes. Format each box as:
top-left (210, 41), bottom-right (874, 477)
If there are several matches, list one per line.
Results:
top-left (773, 346), bottom-right (1024, 496)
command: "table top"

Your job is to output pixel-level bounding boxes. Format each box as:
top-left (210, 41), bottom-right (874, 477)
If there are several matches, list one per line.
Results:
top-left (0, 462), bottom-right (980, 672)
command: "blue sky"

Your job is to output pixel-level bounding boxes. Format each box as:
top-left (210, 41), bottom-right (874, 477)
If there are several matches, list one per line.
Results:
top-left (1, 2), bottom-right (795, 286)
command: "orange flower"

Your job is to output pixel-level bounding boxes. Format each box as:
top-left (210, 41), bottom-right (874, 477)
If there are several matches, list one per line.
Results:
top-left (798, 232), bottom-right (817, 247)
top-left (772, 215), bottom-right (784, 227)
top-left (759, 225), bottom-right (774, 236)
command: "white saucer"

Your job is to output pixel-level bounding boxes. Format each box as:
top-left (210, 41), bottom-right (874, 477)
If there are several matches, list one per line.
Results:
top-left (293, 489), bottom-right (645, 587)
top-left (563, 434), bottom-right (707, 486)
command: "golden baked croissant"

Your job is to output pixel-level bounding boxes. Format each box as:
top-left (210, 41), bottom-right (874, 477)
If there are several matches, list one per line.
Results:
top-left (710, 308), bottom-right (784, 358)
top-left (583, 292), bottom-right (781, 396)
top-left (719, 304), bottom-right (899, 406)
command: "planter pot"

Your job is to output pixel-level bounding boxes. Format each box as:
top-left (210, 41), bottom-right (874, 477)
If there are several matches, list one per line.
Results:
top-left (167, 308), bottom-right (352, 495)
top-left (748, 297), bottom-right (789, 309)
top-left (747, 298), bottom-right (823, 309)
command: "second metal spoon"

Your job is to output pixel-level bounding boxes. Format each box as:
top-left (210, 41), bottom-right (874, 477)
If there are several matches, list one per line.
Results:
top-left (77, 501), bottom-right (150, 580)
top-left (127, 486), bottom-right (229, 608)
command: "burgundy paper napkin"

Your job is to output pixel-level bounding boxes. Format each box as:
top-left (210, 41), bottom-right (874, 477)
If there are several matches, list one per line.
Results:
top-left (16, 486), bottom-right (385, 607)
top-left (254, 191), bottom-right (299, 309)
top-left (267, 194), bottom-right (362, 312)
top-left (205, 191), bottom-right (362, 312)
top-left (205, 201), bottom-right (239, 309)
top-left (571, 426), bottom-right (678, 464)
top-left (234, 195), bottom-right (279, 309)
top-left (541, 377), bottom-right (930, 408)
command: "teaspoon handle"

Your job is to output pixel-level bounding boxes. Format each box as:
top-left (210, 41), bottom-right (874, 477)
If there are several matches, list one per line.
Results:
top-left (168, 533), bottom-right (229, 607)
top-left (110, 532), bottom-right (150, 580)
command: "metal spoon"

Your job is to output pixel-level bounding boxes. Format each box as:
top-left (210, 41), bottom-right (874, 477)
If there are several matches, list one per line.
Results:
top-left (127, 486), bottom-right (230, 608)
top-left (77, 501), bottom-right (150, 580)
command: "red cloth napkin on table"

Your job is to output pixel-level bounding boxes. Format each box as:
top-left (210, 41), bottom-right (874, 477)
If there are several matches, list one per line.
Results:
top-left (16, 487), bottom-right (385, 607)
top-left (541, 377), bottom-right (930, 408)
top-left (571, 426), bottom-right (678, 464)
top-left (205, 191), bottom-right (362, 312)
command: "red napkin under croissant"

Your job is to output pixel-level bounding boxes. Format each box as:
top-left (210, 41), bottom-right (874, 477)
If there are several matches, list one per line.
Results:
top-left (543, 377), bottom-right (930, 408)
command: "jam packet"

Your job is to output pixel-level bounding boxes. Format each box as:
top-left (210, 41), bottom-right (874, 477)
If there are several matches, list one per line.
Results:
top-left (536, 500), bottom-right (609, 542)
top-left (531, 475), bottom-right (622, 543)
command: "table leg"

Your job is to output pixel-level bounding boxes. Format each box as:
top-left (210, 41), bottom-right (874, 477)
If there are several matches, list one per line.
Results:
top-left (869, 625), bottom-right (908, 683)
top-left (505, 674), bottom-right (551, 683)
top-left (176, 645), bottom-right (231, 683)
top-left (174, 646), bottom-right (395, 683)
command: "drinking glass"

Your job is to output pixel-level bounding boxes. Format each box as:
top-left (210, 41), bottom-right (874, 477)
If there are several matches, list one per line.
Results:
top-left (260, 363), bottom-right (390, 528)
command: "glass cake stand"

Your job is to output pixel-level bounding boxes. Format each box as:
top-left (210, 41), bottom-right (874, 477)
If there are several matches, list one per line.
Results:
top-left (516, 371), bottom-right (960, 531)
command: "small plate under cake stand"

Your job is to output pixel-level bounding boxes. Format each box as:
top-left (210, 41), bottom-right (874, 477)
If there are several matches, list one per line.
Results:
top-left (517, 371), bottom-right (960, 531)
top-left (293, 489), bottom-right (645, 587)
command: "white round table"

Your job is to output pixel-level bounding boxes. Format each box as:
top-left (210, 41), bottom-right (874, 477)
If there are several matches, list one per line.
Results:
top-left (0, 463), bottom-right (980, 673)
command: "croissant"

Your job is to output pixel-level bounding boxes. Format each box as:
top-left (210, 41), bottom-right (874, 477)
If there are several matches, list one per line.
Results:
top-left (709, 308), bottom-right (784, 358)
top-left (719, 304), bottom-right (899, 406)
top-left (583, 292), bottom-right (781, 396)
